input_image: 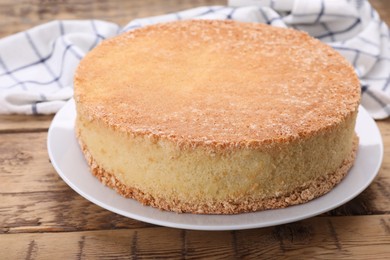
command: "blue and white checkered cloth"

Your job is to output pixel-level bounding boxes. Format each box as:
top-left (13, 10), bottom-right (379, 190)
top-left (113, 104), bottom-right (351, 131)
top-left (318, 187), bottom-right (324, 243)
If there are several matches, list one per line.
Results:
top-left (0, 0), bottom-right (389, 119)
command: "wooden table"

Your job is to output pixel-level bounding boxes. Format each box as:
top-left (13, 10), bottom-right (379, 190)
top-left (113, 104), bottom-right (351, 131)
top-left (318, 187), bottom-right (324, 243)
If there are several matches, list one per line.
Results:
top-left (1, 0), bottom-right (390, 258)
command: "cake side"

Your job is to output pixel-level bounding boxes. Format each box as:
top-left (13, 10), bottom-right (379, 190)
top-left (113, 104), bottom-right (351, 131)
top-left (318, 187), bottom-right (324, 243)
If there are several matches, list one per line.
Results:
top-left (75, 109), bottom-right (358, 214)
top-left (76, 123), bottom-right (358, 214)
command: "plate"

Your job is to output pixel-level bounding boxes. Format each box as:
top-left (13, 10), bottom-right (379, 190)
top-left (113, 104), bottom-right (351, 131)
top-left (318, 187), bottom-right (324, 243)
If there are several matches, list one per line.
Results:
top-left (47, 99), bottom-right (383, 230)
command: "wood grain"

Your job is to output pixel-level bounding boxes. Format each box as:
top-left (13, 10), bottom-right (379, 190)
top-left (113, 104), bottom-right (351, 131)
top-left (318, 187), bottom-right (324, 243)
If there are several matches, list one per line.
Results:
top-left (0, 115), bottom-right (53, 133)
top-left (0, 132), bottom-right (64, 193)
top-left (1, 190), bottom-right (153, 234)
top-left (1, 216), bottom-right (390, 259)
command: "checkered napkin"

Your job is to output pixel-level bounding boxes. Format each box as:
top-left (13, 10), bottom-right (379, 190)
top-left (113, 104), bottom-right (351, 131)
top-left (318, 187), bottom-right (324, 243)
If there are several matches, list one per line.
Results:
top-left (0, 0), bottom-right (389, 119)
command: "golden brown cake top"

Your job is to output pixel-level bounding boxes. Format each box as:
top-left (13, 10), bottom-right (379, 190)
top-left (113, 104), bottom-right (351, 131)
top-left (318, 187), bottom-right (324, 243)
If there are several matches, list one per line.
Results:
top-left (74, 20), bottom-right (360, 148)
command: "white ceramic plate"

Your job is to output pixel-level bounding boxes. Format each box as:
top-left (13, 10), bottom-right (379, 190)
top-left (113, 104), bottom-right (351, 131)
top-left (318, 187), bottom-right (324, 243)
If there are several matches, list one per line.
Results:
top-left (47, 99), bottom-right (383, 230)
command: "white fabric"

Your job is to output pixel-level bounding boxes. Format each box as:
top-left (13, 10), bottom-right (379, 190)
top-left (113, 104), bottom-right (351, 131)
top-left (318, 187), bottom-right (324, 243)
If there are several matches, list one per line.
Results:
top-left (0, 0), bottom-right (389, 119)
top-left (0, 20), bottom-right (119, 114)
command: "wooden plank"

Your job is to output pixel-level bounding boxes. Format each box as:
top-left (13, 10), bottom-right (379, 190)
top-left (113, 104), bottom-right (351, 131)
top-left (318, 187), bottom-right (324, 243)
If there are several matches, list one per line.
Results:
top-left (185, 230), bottom-right (236, 258)
top-left (136, 228), bottom-right (183, 258)
top-left (0, 190), bottom-right (152, 234)
top-left (0, 132), bottom-right (68, 193)
top-left (1, 229), bottom-right (137, 259)
top-left (1, 216), bottom-right (390, 259)
top-left (0, 115), bottom-right (53, 133)
top-left (233, 216), bottom-right (390, 259)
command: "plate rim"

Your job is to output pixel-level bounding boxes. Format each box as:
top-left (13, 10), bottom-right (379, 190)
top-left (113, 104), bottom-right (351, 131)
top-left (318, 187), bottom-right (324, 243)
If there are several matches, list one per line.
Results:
top-left (47, 99), bottom-right (384, 230)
